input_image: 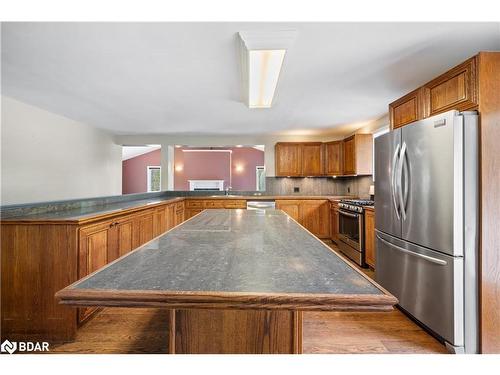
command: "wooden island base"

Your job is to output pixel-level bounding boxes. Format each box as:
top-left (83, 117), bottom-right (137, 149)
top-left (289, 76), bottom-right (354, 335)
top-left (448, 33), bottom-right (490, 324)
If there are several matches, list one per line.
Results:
top-left (168, 309), bottom-right (303, 354)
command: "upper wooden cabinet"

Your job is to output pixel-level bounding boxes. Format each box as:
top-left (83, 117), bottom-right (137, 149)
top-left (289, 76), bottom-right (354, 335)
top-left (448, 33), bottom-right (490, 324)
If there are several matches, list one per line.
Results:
top-left (423, 57), bottom-right (478, 117)
top-left (325, 141), bottom-right (343, 176)
top-left (275, 143), bottom-right (302, 177)
top-left (342, 134), bottom-right (373, 176)
top-left (389, 56), bottom-right (479, 129)
top-left (276, 137), bottom-right (372, 177)
top-left (301, 142), bottom-right (324, 176)
top-left (389, 88), bottom-right (424, 129)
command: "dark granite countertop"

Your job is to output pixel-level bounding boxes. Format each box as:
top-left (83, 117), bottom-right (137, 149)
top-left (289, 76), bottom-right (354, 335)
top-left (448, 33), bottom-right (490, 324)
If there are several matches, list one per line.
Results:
top-left (57, 210), bottom-right (396, 310)
top-left (0, 197), bottom-right (184, 223)
top-left (1, 195), bottom-right (353, 223)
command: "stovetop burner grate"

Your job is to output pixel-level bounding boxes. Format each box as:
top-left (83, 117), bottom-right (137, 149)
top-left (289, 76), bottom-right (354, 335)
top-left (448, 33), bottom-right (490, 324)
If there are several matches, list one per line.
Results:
top-left (340, 199), bottom-right (374, 206)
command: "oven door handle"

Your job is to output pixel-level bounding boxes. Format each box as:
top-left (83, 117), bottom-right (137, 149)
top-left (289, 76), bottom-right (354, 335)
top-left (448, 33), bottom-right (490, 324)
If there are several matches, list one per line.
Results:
top-left (339, 210), bottom-right (359, 219)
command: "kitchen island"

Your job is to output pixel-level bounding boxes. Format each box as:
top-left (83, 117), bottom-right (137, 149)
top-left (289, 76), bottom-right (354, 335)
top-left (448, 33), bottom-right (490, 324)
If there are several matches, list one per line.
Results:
top-left (56, 209), bottom-right (397, 354)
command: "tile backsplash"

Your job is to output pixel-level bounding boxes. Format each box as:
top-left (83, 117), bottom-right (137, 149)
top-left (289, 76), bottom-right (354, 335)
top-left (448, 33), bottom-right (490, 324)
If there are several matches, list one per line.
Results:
top-left (265, 176), bottom-right (373, 198)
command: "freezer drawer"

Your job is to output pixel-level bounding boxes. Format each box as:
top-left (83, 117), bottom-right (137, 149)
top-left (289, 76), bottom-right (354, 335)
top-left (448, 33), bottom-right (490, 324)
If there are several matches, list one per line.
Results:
top-left (375, 230), bottom-right (463, 347)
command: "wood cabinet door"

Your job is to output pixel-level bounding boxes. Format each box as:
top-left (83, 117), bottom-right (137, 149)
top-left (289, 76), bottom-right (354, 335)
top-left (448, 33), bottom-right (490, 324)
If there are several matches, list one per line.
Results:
top-left (389, 88), bottom-right (424, 129)
top-left (301, 143), bottom-right (324, 176)
top-left (153, 207), bottom-right (167, 237)
top-left (275, 143), bottom-right (302, 177)
top-left (78, 222), bottom-right (112, 322)
top-left (116, 219), bottom-right (134, 258)
top-left (275, 200), bottom-right (301, 222)
top-left (331, 205), bottom-right (339, 242)
top-left (343, 136), bottom-right (356, 175)
top-left (136, 210), bottom-right (154, 246)
top-left (364, 210), bottom-right (375, 269)
top-left (300, 200), bottom-right (330, 239)
top-left (175, 202), bottom-right (185, 226)
top-left (423, 57), bottom-right (478, 117)
top-left (166, 204), bottom-right (176, 230)
top-left (325, 141), bottom-right (343, 176)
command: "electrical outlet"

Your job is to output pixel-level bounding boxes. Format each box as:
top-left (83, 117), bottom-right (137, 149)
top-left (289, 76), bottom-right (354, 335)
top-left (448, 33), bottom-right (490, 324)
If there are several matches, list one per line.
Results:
top-left (294, 187), bottom-right (300, 193)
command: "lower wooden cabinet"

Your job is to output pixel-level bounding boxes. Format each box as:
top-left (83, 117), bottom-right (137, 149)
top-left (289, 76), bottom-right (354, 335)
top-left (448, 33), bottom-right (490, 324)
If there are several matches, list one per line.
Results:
top-left (78, 221), bottom-right (113, 323)
top-left (301, 200), bottom-right (330, 238)
top-left (364, 209), bottom-right (375, 269)
top-left (116, 217), bottom-right (134, 257)
top-left (135, 209), bottom-right (155, 246)
top-left (153, 206), bottom-right (167, 237)
top-left (174, 202), bottom-right (185, 226)
top-left (184, 199), bottom-right (246, 219)
top-left (275, 200), bottom-right (301, 222)
top-left (185, 208), bottom-right (204, 219)
top-left (276, 199), bottom-right (330, 239)
top-left (166, 203), bottom-right (176, 230)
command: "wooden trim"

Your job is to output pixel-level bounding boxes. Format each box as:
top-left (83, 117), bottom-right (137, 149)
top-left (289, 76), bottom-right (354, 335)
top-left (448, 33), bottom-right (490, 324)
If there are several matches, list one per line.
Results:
top-left (293, 311), bottom-right (303, 354)
top-left (56, 288), bottom-right (396, 312)
top-left (477, 52), bottom-right (500, 353)
top-left (168, 309), bottom-right (176, 354)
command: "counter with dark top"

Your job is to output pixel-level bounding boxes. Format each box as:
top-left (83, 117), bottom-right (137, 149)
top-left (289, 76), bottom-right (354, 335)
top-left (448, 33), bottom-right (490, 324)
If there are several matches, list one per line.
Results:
top-left (56, 209), bottom-right (396, 354)
top-left (0, 196), bottom-right (184, 223)
top-left (0, 194), bottom-right (353, 223)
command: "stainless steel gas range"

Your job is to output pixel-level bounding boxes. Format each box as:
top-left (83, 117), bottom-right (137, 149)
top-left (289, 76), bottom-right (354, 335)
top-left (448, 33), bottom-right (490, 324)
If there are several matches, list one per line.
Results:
top-left (336, 199), bottom-right (374, 267)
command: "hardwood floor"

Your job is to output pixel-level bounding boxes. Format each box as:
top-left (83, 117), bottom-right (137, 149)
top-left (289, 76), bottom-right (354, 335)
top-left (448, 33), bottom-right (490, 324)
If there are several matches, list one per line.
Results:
top-left (49, 242), bottom-right (447, 354)
top-left (49, 307), bottom-right (446, 354)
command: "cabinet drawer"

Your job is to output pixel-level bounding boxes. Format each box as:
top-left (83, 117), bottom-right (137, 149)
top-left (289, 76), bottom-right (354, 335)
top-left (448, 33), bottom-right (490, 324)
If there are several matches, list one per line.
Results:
top-left (224, 200), bottom-right (246, 208)
top-left (175, 202), bottom-right (184, 212)
top-left (204, 200), bottom-right (225, 208)
top-left (185, 200), bottom-right (204, 209)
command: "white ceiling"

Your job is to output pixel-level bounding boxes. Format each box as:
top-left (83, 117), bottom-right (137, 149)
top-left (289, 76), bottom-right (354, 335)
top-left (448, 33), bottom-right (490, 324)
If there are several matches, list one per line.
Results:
top-left (122, 145), bottom-right (160, 160)
top-left (2, 22), bottom-right (499, 136)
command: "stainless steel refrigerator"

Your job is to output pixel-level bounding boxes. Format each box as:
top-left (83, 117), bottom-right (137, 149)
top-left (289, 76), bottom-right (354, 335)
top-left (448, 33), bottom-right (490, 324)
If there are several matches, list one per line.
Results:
top-left (374, 110), bottom-right (478, 354)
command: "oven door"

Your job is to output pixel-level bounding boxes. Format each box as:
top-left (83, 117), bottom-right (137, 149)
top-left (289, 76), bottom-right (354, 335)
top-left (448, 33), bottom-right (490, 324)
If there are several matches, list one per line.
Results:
top-left (338, 209), bottom-right (362, 251)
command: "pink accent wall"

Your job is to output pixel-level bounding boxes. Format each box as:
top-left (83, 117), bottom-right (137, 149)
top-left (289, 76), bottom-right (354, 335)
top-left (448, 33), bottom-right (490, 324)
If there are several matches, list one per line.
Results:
top-left (174, 149), bottom-right (231, 190)
top-left (122, 149), bottom-right (161, 194)
top-left (174, 147), bottom-right (264, 191)
top-left (230, 147), bottom-right (265, 190)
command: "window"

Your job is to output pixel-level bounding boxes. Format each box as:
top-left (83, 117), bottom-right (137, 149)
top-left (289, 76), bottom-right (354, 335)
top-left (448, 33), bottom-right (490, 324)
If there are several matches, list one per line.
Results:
top-left (147, 166), bottom-right (161, 192)
top-left (256, 166), bottom-right (265, 191)
top-left (372, 126), bottom-right (390, 181)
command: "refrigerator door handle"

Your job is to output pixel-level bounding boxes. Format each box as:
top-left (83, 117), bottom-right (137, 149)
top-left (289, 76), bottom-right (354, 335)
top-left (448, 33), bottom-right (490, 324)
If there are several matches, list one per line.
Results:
top-left (397, 142), bottom-right (407, 220)
top-left (376, 234), bottom-right (448, 266)
top-left (391, 143), bottom-right (401, 220)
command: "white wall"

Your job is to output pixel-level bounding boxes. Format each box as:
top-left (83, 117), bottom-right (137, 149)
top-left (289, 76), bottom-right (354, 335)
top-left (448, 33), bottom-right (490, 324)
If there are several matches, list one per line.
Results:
top-left (1, 96), bottom-right (122, 205)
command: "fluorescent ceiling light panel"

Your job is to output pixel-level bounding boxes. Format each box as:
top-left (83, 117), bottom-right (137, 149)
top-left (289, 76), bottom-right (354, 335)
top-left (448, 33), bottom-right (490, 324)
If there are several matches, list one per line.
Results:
top-left (248, 49), bottom-right (286, 108)
top-left (238, 30), bottom-right (297, 109)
